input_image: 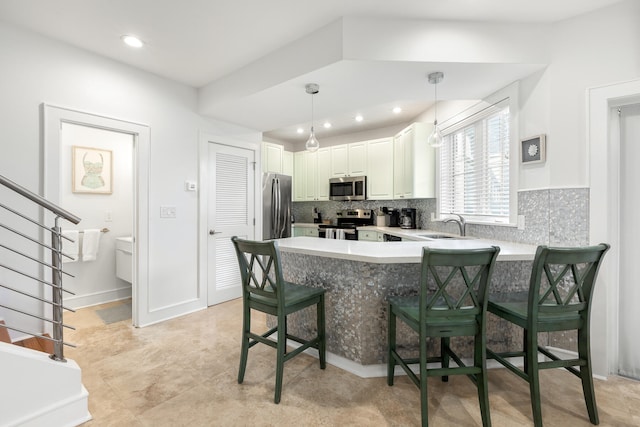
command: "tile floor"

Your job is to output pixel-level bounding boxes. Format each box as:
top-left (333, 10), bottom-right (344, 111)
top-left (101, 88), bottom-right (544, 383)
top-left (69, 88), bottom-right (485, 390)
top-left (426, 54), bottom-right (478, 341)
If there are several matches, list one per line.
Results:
top-left (65, 299), bottom-right (640, 426)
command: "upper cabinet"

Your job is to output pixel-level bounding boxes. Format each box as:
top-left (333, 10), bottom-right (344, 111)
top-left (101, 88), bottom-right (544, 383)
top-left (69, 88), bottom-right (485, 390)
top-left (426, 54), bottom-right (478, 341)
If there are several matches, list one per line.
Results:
top-left (262, 142), bottom-right (283, 173)
top-left (292, 122), bottom-right (433, 203)
top-left (330, 142), bottom-right (367, 177)
top-left (393, 123), bottom-right (435, 199)
top-left (366, 137), bottom-right (394, 200)
top-left (282, 150), bottom-right (293, 176)
top-left (293, 152), bottom-right (305, 201)
top-left (295, 148), bottom-right (330, 202)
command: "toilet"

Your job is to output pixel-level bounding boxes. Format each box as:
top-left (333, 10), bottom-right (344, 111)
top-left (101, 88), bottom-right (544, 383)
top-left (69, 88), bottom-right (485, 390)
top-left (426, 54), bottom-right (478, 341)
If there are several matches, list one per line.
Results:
top-left (115, 236), bottom-right (133, 283)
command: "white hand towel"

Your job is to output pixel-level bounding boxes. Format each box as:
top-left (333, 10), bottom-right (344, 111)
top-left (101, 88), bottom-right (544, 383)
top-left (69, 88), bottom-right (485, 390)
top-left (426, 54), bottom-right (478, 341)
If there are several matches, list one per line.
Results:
top-left (81, 229), bottom-right (101, 261)
top-left (61, 230), bottom-right (80, 263)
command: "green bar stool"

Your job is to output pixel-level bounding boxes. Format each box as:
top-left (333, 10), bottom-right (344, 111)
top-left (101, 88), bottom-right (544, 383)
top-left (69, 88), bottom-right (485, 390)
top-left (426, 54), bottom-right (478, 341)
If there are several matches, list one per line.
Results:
top-left (231, 236), bottom-right (326, 404)
top-left (487, 243), bottom-right (610, 426)
top-left (388, 246), bottom-right (500, 427)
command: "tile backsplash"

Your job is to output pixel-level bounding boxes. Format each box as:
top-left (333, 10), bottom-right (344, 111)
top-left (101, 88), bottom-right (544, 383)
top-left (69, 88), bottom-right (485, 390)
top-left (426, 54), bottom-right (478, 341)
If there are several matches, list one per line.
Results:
top-left (292, 188), bottom-right (589, 246)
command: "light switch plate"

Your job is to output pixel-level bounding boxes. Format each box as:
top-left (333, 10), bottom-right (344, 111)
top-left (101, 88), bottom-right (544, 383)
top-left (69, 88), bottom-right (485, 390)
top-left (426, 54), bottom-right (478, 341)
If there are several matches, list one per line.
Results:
top-left (185, 181), bottom-right (197, 191)
top-left (160, 206), bottom-right (177, 218)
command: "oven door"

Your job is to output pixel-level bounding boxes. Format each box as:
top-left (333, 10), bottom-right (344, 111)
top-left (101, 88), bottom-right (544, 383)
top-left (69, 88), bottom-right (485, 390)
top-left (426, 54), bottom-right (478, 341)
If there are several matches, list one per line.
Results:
top-left (343, 229), bottom-right (358, 240)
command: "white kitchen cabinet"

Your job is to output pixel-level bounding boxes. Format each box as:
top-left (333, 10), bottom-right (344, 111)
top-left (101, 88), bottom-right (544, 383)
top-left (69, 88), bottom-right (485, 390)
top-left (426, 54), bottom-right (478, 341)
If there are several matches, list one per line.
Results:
top-left (393, 123), bottom-right (435, 199)
top-left (283, 150), bottom-right (293, 176)
top-left (359, 230), bottom-right (379, 241)
top-left (262, 141), bottom-right (283, 173)
top-left (366, 137), bottom-right (394, 200)
top-left (304, 151), bottom-right (317, 201)
top-left (316, 148), bottom-right (331, 200)
top-left (293, 151), bottom-right (305, 201)
top-left (293, 226), bottom-right (319, 237)
top-left (296, 148), bottom-right (330, 201)
top-left (330, 142), bottom-right (367, 177)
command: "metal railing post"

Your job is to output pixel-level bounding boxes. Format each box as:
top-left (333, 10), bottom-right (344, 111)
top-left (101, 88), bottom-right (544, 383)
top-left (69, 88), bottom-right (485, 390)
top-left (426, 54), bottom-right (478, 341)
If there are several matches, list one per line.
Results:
top-left (50, 217), bottom-right (66, 362)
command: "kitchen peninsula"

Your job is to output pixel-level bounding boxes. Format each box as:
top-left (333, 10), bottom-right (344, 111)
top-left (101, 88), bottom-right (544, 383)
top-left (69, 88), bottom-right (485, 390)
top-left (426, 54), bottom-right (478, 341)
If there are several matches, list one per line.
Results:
top-left (274, 235), bottom-right (537, 376)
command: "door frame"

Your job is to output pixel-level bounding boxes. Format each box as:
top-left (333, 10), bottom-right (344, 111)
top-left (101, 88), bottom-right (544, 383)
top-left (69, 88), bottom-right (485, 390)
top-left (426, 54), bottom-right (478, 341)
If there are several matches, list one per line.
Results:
top-left (42, 104), bottom-right (149, 327)
top-left (198, 132), bottom-right (261, 306)
top-left (588, 78), bottom-right (640, 377)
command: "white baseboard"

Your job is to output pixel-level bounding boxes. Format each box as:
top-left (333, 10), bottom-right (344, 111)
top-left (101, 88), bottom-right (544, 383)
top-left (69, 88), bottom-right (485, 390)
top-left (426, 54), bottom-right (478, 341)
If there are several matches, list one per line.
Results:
top-left (64, 286), bottom-right (132, 310)
top-left (14, 385), bottom-right (92, 427)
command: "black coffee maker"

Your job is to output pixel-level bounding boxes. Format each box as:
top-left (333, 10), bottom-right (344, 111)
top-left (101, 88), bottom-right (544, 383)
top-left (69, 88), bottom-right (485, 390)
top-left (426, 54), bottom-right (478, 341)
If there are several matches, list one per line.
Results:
top-left (384, 208), bottom-right (401, 227)
top-left (400, 208), bottom-right (417, 229)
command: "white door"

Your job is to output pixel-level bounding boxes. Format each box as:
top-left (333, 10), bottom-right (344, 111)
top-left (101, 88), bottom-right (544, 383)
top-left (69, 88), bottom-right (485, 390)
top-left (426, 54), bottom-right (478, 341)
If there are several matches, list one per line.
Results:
top-left (618, 103), bottom-right (640, 379)
top-left (207, 142), bottom-right (255, 306)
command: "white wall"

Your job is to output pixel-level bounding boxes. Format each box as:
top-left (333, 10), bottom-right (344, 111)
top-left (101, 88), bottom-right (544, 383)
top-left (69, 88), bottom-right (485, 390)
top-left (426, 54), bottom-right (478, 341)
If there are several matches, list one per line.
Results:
top-left (0, 21), bottom-right (261, 332)
top-left (536, 0), bottom-right (639, 188)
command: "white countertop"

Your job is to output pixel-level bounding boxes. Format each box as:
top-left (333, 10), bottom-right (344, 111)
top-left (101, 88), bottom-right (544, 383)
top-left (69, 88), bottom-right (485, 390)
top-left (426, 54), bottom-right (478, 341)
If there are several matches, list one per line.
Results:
top-left (276, 236), bottom-right (536, 263)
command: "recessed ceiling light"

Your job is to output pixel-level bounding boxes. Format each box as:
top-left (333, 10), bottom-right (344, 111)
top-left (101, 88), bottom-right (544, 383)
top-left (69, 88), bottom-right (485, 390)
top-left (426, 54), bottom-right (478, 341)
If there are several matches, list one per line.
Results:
top-left (296, 128), bottom-right (304, 134)
top-left (355, 115), bottom-right (363, 122)
top-left (323, 122), bottom-right (332, 129)
top-left (392, 107), bottom-right (402, 114)
top-left (121, 35), bottom-right (144, 48)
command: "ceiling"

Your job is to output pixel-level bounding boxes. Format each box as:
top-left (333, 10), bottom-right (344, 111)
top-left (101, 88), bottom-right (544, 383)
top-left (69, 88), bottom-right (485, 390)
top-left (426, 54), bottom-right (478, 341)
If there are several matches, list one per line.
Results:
top-left (0, 0), bottom-right (623, 147)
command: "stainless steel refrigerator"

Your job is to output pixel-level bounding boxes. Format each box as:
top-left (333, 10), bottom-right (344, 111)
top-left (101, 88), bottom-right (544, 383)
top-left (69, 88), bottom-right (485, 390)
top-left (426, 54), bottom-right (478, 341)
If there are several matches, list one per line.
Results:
top-left (262, 173), bottom-right (292, 240)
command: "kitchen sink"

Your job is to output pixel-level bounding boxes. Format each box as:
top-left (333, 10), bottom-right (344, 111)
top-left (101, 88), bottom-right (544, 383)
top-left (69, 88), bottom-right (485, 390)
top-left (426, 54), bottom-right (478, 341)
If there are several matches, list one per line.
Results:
top-left (418, 233), bottom-right (458, 239)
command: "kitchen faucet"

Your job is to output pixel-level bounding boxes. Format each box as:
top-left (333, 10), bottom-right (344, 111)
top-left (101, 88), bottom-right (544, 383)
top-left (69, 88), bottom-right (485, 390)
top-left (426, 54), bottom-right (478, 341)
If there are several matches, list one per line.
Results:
top-left (443, 213), bottom-right (466, 236)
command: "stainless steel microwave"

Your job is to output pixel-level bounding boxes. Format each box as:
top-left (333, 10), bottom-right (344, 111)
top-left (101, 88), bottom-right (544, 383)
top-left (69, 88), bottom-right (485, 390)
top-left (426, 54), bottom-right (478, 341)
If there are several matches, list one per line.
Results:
top-left (329, 176), bottom-right (367, 201)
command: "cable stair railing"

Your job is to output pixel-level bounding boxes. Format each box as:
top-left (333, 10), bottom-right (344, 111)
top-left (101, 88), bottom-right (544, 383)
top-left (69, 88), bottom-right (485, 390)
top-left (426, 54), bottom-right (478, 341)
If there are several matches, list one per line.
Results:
top-left (0, 173), bottom-right (81, 362)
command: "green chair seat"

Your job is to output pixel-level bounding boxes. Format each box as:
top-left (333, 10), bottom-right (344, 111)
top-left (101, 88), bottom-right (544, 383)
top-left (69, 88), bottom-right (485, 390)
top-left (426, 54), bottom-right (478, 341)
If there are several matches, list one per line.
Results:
top-left (232, 236), bottom-right (326, 404)
top-left (388, 297), bottom-right (480, 336)
top-left (488, 301), bottom-right (584, 331)
top-left (387, 246), bottom-right (500, 427)
top-left (249, 281), bottom-right (325, 312)
top-left (487, 244), bottom-right (609, 427)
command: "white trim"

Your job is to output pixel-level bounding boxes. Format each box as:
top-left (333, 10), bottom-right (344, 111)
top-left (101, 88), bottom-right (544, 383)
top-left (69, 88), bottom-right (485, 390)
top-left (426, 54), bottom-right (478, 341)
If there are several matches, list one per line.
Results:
top-left (63, 287), bottom-right (132, 311)
top-left (436, 82), bottom-right (519, 226)
top-left (587, 77), bottom-right (640, 377)
top-left (291, 340), bottom-right (524, 378)
top-left (42, 104), bottom-right (150, 328)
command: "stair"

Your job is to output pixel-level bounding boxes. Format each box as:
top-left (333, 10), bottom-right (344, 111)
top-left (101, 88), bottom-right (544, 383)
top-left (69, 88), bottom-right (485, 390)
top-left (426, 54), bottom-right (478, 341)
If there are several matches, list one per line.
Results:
top-left (0, 320), bottom-right (55, 354)
top-left (0, 320), bottom-right (11, 343)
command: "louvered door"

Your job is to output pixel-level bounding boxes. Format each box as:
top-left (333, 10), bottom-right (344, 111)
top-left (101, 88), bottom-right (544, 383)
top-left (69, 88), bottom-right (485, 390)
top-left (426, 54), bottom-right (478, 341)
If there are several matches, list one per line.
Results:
top-left (207, 143), bottom-right (255, 305)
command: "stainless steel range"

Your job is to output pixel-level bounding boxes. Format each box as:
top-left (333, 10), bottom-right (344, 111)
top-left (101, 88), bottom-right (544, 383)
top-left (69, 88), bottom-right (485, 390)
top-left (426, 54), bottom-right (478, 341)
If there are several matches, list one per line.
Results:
top-left (318, 209), bottom-right (373, 240)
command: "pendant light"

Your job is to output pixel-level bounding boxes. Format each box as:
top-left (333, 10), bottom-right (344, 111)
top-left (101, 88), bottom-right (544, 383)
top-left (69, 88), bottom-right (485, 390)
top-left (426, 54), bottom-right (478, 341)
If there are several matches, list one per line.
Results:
top-left (305, 83), bottom-right (320, 152)
top-left (427, 72), bottom-right (444, 148)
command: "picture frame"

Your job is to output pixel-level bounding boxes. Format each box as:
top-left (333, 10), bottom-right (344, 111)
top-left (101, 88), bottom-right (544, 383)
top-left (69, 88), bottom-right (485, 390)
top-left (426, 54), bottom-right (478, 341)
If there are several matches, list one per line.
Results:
top-left (72, 146), bottom-right (113, 194)
top-left (520, 134), bottom-right (546, 164)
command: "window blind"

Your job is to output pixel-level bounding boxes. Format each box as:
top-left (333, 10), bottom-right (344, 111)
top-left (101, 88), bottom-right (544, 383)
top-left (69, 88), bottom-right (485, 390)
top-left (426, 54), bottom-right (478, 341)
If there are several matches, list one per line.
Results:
top-left (439, 106), bottom-right (510, 220)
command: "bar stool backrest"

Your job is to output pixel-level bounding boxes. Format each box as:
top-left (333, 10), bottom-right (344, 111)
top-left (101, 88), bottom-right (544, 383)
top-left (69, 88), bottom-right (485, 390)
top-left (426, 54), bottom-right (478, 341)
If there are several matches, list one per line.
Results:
top-left (232, 236), bottom-right (285, 306)
top-left (527, 244), bottom-right (610, 324)
top-left (420, 247), bottom-right (501, 320)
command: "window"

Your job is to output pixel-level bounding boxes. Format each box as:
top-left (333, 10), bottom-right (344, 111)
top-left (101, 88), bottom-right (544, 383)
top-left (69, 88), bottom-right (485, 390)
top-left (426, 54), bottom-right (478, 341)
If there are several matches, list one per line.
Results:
top-left (438, 94), bottom-right (515, 225)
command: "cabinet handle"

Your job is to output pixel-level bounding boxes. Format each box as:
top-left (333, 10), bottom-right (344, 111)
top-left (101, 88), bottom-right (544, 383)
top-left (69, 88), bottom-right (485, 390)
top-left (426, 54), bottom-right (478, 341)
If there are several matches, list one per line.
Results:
top-left (209, 230), bottom-right (221, 235)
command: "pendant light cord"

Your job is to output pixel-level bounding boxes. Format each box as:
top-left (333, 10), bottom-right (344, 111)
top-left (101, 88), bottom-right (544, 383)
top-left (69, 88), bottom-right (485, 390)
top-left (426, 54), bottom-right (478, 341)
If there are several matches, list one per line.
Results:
top-left (434, 81), bottom-right (438, 125)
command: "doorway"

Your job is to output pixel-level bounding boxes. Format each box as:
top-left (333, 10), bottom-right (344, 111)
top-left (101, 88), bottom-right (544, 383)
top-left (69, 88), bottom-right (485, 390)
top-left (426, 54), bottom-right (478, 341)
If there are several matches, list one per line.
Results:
top-left (43, 105), bottom-right (150, 327)
top-left (618, 103), bottom-right (640, 379)
top-left (588, 78), bottom-right (640, 377)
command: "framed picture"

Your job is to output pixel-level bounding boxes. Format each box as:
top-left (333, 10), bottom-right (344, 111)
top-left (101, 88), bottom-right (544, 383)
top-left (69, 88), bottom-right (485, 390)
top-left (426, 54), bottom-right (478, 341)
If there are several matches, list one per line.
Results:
top-left (72, 146), bottom-right (113, 194)
top-left (520, 134), bottom-right (546, 164)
